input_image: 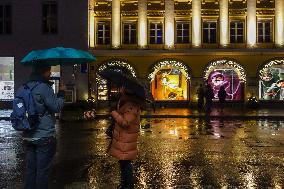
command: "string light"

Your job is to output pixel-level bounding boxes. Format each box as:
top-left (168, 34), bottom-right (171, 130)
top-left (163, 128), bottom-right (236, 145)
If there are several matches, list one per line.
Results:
top-left (96, 60), bottom-right (137, 83)
top-left (148, 59), bottom-right (190, 81)
top-left (259, 59), bottom-right (284, 77)
top-left (204, 59), bottom-right (247, 82)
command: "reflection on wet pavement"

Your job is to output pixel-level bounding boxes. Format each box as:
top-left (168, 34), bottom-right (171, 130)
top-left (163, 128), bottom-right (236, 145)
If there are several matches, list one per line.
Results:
top-left (0, 118), bottom-right (284, 188)
top-left (0, 120), bottom-right (24, 188)
top-left (0, 109), bottom-right (12, 117)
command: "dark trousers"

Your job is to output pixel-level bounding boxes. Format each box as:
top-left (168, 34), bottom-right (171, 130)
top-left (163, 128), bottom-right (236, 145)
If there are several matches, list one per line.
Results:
top-left (119, 160), bottom-right (134, 189)
top-left (24, 137), bottom-right (56, 189)
top-left (197, 99), bottom-right (204, 110)
top-left (205, 100), bottom-right (213, 113)
top-left (219, 100), bottom-right (226, 111)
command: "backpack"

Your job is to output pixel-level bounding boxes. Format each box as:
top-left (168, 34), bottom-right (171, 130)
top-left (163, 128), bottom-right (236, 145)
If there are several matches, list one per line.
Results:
top-left (10, 82), bottom-right (41, 132)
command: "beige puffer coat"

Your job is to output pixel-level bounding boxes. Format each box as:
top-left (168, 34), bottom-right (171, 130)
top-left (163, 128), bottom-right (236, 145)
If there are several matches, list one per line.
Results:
top-left (109, 99), bottom-right (140, 160)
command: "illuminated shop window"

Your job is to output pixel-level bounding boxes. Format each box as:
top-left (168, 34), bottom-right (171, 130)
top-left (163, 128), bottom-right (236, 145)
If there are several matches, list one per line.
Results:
top-left (50, 65), bottom-right (60, 94)
top-left (123, 22), bottom-right (137, 44)
top-left (97, 22), bottom-right (110, 45)
top-left (149, 60), bottom-right (190, 101)
top-left (96, 60), bottom-right (136, 101)
top-left (0, 57), bottom-right (14, 101)
top-left (259, 60), bottom-right (284, 101)
top-left (97, 68), bottom-right (132, 101)
top-left (176, 22), bottom-right (190, 44)
top-left (97, 78), bottom-right (108, 101)
top-left (203, 21), bottom-right (217, 44)
top-left (204, 60), bottom-right (246, 101)
top-left (257, 20), bottom-right (272, 43)
top-left (149, 22), bottom-right (163, 44)
top-left (230, 21), bottom-right (244, 43)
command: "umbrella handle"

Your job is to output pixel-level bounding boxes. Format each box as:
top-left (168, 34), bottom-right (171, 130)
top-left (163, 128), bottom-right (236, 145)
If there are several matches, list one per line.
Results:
top-left (59, 67), bottom-right (65, 91)
top-left (60, 68), bottom-right (63, 85)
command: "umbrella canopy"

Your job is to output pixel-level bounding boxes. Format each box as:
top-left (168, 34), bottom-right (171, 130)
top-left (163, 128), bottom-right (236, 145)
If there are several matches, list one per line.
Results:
top-left (20, 47), bottom-right (96, 66)
top-left (99, 70), bottom-right (146, 100)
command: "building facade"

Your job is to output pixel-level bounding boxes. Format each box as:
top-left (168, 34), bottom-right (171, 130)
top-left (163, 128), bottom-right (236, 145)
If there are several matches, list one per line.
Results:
top-left (90, 0), bottom-right (284, 104)
top-left (0, 0), bottom-right (89, 105)
top-left (0, 0), bottom-right (284, 105)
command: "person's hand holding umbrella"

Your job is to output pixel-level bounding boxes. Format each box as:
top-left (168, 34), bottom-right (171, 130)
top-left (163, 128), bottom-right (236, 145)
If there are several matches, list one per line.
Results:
top-left (59, 80), bottom-right (66, 91)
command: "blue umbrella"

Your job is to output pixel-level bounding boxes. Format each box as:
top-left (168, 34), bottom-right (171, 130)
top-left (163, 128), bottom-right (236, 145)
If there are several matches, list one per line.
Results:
top-left (20, 47), bottom-right (96, 66)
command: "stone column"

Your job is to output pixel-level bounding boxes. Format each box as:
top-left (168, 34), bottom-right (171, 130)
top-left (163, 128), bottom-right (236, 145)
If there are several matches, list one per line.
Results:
top-left (275, 0), bottom-right (284, 47)
top-left (112, 0), bottom-right (121, 48)
top-left (247, 0), bottom-right (256, 47)
top-left (165, 0), bottom-right (175, 49)
top-left (192, 0), bottom-right (201, 47)
top-left (219, 0), bottom-right (229, 47)
top-left (138, 0), bottom-right (147, 48)
top-left (89, 0), bottom-right (95, 48)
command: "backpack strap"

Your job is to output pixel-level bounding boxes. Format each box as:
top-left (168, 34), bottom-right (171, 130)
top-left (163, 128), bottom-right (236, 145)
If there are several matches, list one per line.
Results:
top-left (30, 81), bottom-right (42, 91)
top-left (27, 81), bottom-right (49, 116)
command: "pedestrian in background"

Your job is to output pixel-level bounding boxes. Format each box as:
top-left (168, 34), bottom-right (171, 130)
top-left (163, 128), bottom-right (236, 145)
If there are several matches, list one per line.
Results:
top-left (196, 84), bottom-right (205, 110)
top-left (24, 65), bottom-right (65, 189)
top-left (218, 86), bottom-right (227, 112)
top-left (205, 84), bottom-right (214, 113)
top-left (109, 87), bottom-right (143, 189)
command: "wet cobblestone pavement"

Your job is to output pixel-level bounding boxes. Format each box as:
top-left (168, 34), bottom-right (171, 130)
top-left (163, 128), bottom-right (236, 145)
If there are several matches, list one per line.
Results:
top-left (0, 110), bottom-right (12, 118)
top-left (0, 118), bottom-right (284, 188)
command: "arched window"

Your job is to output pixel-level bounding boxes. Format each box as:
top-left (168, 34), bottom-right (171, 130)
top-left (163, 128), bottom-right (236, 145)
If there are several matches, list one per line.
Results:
top-left (259, 59), bottom-right (284, 101)
top-left (96, 59), bottom-right (136, 101)
top-left (149, 59), bottom-right (190, 101)
top-left (204, 59), bottom-right (246, 101)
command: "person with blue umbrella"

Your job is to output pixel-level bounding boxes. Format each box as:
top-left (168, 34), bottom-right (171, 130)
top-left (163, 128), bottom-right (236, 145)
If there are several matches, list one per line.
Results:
top-left (17, 64), bottom-right (66, 189)
top-left (16, 47), bottom-right (96, 189)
